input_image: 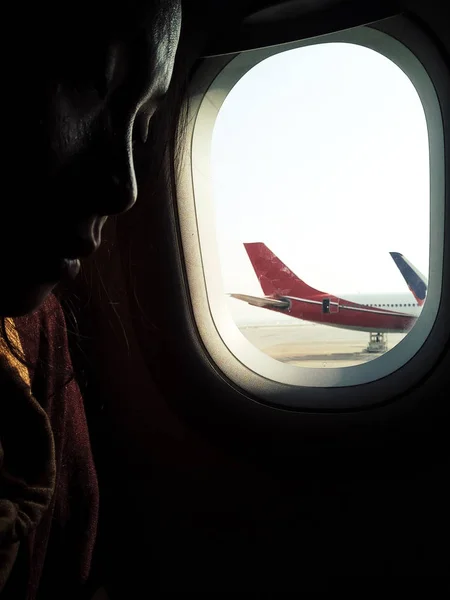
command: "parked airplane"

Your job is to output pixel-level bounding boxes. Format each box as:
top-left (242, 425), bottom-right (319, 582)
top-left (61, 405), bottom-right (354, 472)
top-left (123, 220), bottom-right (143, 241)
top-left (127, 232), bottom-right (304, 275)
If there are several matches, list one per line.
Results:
top-left (231, 243), bottom-right (428, 349)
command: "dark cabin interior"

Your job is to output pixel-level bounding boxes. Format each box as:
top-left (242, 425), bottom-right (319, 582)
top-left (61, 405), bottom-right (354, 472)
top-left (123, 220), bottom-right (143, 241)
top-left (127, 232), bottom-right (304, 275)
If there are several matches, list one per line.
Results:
top-left (50, 0), bottom-right (449, 593)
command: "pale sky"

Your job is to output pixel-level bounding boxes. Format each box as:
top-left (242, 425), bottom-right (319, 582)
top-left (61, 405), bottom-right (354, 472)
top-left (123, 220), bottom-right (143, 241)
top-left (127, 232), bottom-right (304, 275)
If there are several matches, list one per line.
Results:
top-left (210, 42), bottom-right (430, 325)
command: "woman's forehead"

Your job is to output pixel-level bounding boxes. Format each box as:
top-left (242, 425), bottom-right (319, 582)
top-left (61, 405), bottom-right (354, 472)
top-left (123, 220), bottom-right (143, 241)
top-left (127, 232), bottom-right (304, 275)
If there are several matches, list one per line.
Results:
top-left (37, 1), bottom-right (181, 55)
top-left (35, 0), bottom-right (181, 86)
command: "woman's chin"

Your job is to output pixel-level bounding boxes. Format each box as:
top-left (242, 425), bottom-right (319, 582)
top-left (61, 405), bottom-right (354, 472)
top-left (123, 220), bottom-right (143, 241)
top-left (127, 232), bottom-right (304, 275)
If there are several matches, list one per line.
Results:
top-left (0, 282), bottom-right (56, 317)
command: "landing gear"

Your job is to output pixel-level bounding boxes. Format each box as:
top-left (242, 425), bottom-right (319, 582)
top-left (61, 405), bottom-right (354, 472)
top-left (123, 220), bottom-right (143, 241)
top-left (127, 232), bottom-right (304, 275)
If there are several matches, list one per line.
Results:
top-left (366, 332), bottom-right (388, 353)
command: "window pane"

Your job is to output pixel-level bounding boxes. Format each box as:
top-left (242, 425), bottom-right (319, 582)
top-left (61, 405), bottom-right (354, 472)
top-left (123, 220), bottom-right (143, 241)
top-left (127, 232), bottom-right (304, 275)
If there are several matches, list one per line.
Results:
top-left (210, 42), bottom-right (430, 369)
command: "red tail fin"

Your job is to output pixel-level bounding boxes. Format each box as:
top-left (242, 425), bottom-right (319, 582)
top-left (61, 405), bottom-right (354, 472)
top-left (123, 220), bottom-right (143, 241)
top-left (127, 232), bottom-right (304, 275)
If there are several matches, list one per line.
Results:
top-left (244, 243), bottom-right (324, 298)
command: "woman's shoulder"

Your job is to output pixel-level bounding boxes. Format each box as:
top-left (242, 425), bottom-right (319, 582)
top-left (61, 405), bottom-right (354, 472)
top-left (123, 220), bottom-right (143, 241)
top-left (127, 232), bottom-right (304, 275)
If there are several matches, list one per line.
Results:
top-left (13, 294), bottom-right (70, 375)
top-left (16, 293), bottom-right (67, 337)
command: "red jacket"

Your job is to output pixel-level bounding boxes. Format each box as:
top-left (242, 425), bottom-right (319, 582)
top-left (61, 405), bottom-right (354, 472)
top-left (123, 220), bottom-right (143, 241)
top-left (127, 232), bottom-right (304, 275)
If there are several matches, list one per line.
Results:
top-left (0, 294), bottom-right (99, 599)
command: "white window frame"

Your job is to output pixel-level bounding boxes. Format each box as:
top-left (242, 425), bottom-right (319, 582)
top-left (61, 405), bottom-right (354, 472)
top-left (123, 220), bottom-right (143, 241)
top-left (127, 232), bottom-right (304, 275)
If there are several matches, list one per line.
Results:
top-left (176, 16), bottom-right (449, 410)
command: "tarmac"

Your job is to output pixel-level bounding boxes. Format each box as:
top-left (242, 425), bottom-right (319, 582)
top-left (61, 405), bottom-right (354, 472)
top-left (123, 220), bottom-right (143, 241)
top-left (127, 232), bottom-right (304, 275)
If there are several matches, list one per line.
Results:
top-left (239, 322), bottom-right (408, 368)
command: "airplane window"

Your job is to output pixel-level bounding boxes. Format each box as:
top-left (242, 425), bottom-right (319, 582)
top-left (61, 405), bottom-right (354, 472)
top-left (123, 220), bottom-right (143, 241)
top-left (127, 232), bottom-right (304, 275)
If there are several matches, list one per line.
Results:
top-left (209, 42), bottom-right (429, 369)
top-left (187, 21), bottom-right (445, 396)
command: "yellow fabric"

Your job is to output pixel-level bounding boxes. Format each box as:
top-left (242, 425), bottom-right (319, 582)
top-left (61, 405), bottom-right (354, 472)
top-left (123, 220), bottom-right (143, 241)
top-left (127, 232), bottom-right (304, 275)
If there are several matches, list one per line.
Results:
top-left (0, 318), bottom-right (30, 388)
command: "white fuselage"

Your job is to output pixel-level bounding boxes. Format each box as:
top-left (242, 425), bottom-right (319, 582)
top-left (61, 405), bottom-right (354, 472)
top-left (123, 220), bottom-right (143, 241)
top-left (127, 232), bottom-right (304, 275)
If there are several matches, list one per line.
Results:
top-left (339, 292), bottom-right (422, 317)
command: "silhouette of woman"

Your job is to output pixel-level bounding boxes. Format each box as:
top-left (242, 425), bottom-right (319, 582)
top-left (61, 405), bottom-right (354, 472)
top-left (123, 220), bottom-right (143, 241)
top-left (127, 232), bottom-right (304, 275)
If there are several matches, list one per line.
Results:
top-left (0, 2), bottom-right (181, 597)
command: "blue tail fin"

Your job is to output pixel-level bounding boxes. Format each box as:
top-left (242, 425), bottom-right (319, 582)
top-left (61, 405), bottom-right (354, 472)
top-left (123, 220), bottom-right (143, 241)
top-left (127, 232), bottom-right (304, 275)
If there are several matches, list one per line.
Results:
top-left (390, 252), bottom-right (428, 305)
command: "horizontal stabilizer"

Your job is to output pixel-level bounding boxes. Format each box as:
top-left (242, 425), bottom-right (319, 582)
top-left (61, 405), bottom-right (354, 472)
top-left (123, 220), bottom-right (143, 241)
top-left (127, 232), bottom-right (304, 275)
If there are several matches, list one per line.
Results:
top-left (230, 293), bottom-right (290, 310)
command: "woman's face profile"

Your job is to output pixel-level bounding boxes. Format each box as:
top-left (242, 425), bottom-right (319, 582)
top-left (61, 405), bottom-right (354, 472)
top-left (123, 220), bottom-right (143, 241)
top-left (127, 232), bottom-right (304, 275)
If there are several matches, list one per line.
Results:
top-left (1, 1), bottom-right (181, 317)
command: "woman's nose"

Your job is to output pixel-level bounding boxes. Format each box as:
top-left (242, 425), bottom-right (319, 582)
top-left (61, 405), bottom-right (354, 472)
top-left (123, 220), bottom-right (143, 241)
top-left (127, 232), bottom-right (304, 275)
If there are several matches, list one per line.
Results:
top-left (109, 152), bottom-right (138, 215)
top-left (98, 132), bottom-right (138, 216)
top-left (111, 173), bottom-right (137, 213)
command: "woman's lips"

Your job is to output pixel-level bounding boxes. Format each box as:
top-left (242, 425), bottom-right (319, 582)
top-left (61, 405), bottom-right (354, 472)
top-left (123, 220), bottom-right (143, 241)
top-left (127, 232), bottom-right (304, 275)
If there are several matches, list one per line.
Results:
top-left (62, 258), bottom-right (81, 280)
top-left (30, 257), bottom-right (81, 284)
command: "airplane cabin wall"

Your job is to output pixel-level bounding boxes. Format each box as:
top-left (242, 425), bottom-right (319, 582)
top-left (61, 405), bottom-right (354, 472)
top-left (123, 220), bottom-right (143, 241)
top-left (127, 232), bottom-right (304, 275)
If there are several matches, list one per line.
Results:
top-left (62, 0), bottom-right (450, 591)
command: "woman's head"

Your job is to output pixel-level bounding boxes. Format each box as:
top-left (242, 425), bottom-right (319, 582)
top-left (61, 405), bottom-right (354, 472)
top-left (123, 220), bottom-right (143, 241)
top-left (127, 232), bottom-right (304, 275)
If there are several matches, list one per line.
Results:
top-left (1, 0), bottom-right (181, 317)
